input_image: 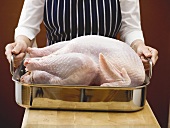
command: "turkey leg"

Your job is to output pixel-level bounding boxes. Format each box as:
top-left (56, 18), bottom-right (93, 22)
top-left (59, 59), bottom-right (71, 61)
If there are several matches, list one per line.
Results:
top-left (23, 53), bottom-right (99, 85)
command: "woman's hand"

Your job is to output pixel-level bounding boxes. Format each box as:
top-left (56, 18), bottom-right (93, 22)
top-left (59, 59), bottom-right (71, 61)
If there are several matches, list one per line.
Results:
top-left (131, 39), bottom-right (158, 70)
top-left (5, 35), bottom-right (32, 68)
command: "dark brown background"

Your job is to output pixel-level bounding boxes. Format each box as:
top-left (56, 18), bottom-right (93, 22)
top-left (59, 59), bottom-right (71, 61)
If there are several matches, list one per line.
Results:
top-left (0, 0), bottom-right (169, 128)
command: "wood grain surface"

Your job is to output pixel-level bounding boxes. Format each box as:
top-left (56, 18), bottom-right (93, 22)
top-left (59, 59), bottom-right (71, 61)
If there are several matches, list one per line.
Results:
top-left (21, 101), bottom-right (160, 128)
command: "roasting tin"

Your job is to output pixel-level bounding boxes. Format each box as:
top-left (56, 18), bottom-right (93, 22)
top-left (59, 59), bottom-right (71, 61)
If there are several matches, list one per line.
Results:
top-left (11, 56), bottom-right (152, 111)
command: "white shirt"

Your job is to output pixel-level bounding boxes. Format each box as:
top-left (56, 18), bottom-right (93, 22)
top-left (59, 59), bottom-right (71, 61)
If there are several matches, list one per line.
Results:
top-left (15, 0), bottom-right (144, 45)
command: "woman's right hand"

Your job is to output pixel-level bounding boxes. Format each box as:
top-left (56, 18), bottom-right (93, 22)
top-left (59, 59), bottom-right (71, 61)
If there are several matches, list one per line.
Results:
top-left (5, 35), bottom-right (32, 68)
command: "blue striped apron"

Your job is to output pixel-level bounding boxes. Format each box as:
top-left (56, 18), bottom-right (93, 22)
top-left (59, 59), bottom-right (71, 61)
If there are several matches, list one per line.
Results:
top-left (43, 0), bottom-right (122, 45)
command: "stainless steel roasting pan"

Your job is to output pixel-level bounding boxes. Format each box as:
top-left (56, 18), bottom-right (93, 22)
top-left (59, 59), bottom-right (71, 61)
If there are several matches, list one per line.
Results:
top-left (10, 55), bottom-right (152, 112)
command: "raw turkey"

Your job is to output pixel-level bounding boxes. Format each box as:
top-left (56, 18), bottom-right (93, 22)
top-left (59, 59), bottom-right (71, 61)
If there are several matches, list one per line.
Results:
top-left (20, 35), bottom-right (145, 87)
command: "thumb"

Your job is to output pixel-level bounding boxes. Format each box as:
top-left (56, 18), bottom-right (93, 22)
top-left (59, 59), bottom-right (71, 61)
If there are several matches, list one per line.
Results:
top-left (12, 43), bottom-right (25, 55)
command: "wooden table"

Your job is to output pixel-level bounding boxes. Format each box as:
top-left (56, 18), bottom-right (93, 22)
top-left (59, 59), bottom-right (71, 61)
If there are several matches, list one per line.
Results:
top-left (21, 102), bottom-right (160, 128)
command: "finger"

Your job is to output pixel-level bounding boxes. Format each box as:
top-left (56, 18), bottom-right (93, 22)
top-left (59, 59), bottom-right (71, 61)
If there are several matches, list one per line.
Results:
top-left (142, 47), bottom-right (152, 58)
top-left (140, 56), bottom-right (150, 70)
top-left (144, 66), bottom-right (150, 71)
top-left (5, 43), bottom-right (15, 54)
top-left (144, 63), bottom-right (150, 71)
top-left (5, 51), bottom-right (12, 63)
top-left (142, 60), bottom-right (150, 71)
top-left (14, 53), bottom-right (26, 63)
top-left (14, 52), bottom-right (26, 61)
top-left (5, 43), bottom-right (16, 63)
top-left (151, 55), bottom-right (158, 66)
top-left (13, 53), bottom-right (26, 68)
top-left (150, 48), bottom-right (158, 66)
top-left (140, 56), bottom-right (148, 63)
top-left (12, 42), bottom-right (24, 54)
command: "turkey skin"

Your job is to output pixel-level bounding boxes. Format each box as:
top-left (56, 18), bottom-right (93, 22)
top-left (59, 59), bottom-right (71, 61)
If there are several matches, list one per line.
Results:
top-left (20, 35), bottom-right (145, 87)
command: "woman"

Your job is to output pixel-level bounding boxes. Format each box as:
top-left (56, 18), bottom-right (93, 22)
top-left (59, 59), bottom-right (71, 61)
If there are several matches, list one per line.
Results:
top-left (5, 0), bottom-right (158, 69)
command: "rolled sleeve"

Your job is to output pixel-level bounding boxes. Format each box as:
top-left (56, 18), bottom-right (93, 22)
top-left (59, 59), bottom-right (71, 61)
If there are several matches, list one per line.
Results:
top-left (121, 30), bottom-right (144, 46)
top-left (119, 0), bottom-right (144, 45)
top-left (15, 27), bottom-right (39, 40)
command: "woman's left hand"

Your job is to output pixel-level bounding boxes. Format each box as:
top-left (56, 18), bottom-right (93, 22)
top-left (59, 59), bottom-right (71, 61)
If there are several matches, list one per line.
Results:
top-left (131, 39), bottom-right (158, 70)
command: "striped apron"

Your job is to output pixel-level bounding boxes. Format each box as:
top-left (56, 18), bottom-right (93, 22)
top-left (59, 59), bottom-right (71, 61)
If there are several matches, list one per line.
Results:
top-left (43, 0), bottom-right (122, 45)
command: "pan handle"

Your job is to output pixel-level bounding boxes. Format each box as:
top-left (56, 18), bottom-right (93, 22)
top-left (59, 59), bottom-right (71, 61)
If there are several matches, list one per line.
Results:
top-left (147, 58), bottom-right (153, 80)
top-left (10, 54), bottom-right (15, 75)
